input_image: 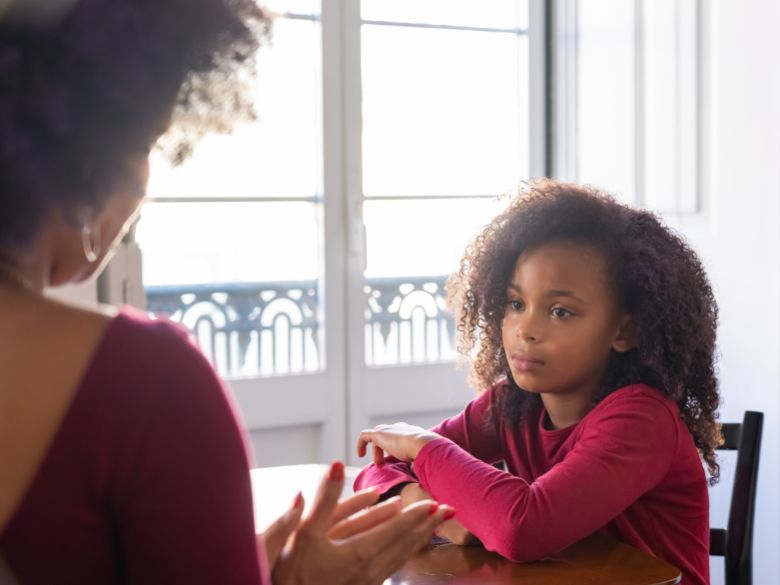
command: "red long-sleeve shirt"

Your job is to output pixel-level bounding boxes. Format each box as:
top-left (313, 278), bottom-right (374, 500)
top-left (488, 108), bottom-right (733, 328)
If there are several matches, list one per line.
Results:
top-left (355, 383), bottom-right (709, 585)
top-left (0, 310), bottom-right (270, 585)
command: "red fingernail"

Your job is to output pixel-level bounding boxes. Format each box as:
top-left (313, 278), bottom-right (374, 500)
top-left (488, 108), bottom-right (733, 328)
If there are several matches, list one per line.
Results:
top-left (428, 502), bottom-right (440, 516)
top-left (293, 491), bottom-right (303, 508)
top-left (443, 510), bottom-right (456, 521)
top-left (328, 461), bottom-right (345, 482)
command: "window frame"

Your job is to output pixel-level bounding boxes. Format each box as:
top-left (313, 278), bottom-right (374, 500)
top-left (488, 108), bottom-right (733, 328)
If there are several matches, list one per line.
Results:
top-left (103, 0), bottom-right (707, 463)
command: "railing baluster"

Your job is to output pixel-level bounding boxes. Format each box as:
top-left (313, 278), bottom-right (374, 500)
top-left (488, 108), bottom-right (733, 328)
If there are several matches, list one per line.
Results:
top-left (145, 276), bottom-right (455, 375)
top-left (286, 315), bottom-right (293, 373)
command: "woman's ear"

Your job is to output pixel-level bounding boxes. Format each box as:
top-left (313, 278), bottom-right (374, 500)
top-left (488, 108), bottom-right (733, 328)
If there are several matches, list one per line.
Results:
top-left (612, 314), bottom-right (638, 353)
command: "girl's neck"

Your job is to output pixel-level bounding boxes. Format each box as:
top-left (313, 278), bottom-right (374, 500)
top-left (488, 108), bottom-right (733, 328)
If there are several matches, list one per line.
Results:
top-left (540, 392), bottom-right (595, 430)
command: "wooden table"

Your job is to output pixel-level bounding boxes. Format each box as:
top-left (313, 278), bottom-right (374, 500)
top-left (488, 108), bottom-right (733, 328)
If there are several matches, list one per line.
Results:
top-left (251, 464), bottom-right (681, 585)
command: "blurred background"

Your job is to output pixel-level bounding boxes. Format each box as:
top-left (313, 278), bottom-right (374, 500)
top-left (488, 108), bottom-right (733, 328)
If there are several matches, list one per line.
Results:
top-left (53, 1), bottom-right (780, 583)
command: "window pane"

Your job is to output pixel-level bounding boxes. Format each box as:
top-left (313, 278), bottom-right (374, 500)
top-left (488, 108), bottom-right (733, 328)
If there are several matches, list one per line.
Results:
top-left (361, 25), bottom-right (529, 196)
top-left (575, 0), bottom-right (699, 213)
top-left (362, 197), bottom-right (509, 366)
top-left (576, 0), bottom-right (636, 202)
top-left (137, 9), bottom-right (324, 379)
top-left (362, 0), bottom-right (528, 30)
top-left (642, 0), bottom-right (698, 213)
top-left (136, 202), bottom-right (322, 379)
top-left (264, 0), bottom-right (319, 16)
top-left (147, 16), bottom-right (322, 199)
top-left (137, 202), bottom-right (319, 286)
top-left (363, 198), bottom-right (508, 278)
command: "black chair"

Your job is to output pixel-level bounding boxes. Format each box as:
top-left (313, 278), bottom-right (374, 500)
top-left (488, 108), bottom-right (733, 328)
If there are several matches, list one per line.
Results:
top-left (710, 411), bottom-right (763, 585)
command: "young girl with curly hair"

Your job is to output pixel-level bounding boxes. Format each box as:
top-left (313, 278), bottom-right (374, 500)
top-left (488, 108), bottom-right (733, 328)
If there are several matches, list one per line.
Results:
top-left (356, 180), bottom-right (720, 585)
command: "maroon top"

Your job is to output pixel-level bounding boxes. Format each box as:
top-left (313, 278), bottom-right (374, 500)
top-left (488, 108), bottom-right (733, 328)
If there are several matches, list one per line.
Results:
top-left (356, 384), bottom-right (709, 585)
top-left (1, 309), bottom-right (269, 585)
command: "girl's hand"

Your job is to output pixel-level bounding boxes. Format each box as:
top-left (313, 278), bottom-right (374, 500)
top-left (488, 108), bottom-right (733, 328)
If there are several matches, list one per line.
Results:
top-left (438, 519), bottom-right (481, 546)
top-left (271, 462), bottom-right (454, 585)
top-left (356, 422), bottom-right (441, 464)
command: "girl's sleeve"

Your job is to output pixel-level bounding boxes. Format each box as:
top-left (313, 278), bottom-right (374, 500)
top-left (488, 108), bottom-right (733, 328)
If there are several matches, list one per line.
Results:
top-left (353, 385), bottom-right (505, 494)
top-left (108, 323), bottom-right (267, 585)
top-left (412, 390), bottom-right (678, 562)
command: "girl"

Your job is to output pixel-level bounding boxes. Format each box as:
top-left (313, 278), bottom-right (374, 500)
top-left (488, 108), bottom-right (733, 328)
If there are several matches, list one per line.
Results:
top-left (356, 181), bottom-right (720, 585)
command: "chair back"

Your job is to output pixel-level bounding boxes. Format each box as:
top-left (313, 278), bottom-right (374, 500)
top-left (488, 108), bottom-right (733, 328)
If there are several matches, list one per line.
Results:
top-left (710, 411), bottom-right (763, 585)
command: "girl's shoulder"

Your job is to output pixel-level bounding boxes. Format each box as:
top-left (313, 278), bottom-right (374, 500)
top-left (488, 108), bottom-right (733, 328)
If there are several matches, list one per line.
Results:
top-left (599, 383), bottom-right (678, 411)
top-left (586, 384), bottom-right (682, 437)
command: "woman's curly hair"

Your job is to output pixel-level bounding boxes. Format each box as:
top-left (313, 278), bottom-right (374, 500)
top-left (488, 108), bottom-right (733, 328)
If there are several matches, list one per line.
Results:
top-left (0, 0), bottom-right (270, 248)
top-left (447, 180), bottom-right (722, 483)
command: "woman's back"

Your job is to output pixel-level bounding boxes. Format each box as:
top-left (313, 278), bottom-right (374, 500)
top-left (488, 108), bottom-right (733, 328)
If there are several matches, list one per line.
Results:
top-left (0, 292), bottom-right (110, 535)
top-left (0, 300), bottom-right (264, 584)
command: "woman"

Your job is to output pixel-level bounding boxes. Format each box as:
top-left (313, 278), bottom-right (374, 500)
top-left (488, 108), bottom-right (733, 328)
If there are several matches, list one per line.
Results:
top-left (0, 1), bottom-right (451, 583)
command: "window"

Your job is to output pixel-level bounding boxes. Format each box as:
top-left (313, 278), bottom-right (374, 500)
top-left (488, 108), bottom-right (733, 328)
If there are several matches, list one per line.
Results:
top-left (110, 0), bottom-right (703, 463)
top-left (554, 0), bottom-right (704, 216)
top-left (122, 0), bottom-right (539, 463)
top-left (359, 2), bottom-right (531, 366)
top-left (136, 2), bottom-right (324, 378)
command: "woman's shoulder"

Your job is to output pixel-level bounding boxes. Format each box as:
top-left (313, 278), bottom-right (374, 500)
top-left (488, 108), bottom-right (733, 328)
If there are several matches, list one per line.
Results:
top-left (78, 306), bottom-right (209, 374)
top-left (105, 307), bottom-right (193, 351)
top-left (10, 294), bottom-right (188, 354)
top-left (47, 304), bottom-right (226, 427)
top-left (72, 307), bottom-right (242, 456)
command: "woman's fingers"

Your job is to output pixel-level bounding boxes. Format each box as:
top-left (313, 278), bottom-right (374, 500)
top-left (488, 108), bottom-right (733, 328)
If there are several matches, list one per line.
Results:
top-left (351, 501), bottom-right (455, 583)
top-left (329, 487), bottom-right (380, 526)
top-left (355, 499), bottom-right (451, 556)
top-left (261, 492), bottom-right (305, 570)
top-left (303, 461), bottom-right (345, 534)
top-left (327, 495), bottom-right (402, 540)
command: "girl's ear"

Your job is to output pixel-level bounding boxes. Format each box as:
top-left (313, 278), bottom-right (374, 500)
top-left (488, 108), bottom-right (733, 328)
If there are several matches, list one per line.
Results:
top-left (612, 314), bottom-right (638, 353)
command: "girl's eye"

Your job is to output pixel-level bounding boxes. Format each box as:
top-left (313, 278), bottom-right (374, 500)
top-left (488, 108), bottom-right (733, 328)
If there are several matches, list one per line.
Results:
top-left (551, 307), bottom-right (572, 319)
top-left (507, 300), bottom-right (524, 311)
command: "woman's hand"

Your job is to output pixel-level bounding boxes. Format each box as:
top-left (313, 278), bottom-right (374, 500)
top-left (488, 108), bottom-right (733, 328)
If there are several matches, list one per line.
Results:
top-left (270, 461), bottom-right (454, 585)
top-left (399, 483), bottom-right (480, 547)
top-left (356, 422), bottom-right (441, 464)
top-left (262, 471), bottom-right (405, 573)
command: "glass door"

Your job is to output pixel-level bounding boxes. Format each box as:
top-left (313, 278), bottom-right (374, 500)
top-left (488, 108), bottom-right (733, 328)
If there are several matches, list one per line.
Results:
top-left (122, 0), bottom-right (544, 465)
top-left (133, 0), bottom-right (349, 465)
top-left (345, 0), bottom-right (540, 462)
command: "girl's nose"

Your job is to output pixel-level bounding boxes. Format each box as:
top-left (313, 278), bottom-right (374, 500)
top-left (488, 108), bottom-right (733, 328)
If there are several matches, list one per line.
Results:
top-left (520, 330), bottom-right (538, 342)
top-left (515, 313), bottom-right (539, 342)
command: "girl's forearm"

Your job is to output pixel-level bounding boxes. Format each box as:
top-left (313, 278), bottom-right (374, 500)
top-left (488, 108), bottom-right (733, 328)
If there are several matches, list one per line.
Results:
top-left (400, 483), bottom-right (478, 546)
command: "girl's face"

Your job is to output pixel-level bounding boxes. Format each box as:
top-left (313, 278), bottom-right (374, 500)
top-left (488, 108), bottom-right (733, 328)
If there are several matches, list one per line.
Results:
top-left (501, 240), bottom-right (634, 402)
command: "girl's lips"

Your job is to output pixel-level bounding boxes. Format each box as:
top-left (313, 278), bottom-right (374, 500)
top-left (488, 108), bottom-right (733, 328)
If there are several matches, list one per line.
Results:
top-left (510, 354), bottom-right (545, 372)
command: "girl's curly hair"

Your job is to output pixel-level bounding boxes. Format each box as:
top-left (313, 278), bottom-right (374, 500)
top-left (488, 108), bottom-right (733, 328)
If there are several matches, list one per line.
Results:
top-left (0, 0), bottom-right (270, 248)
top-left (447, 180), bottom-right (721, 483)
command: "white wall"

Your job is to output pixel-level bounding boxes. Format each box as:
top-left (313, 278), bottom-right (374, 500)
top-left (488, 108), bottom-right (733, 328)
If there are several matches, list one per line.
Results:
top-left (704, 1), bottom-right (780, 582)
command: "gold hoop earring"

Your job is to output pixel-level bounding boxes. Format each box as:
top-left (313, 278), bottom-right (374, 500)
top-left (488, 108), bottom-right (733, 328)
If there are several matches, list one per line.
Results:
top-left (81, 222), bottom-right (101, 263)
